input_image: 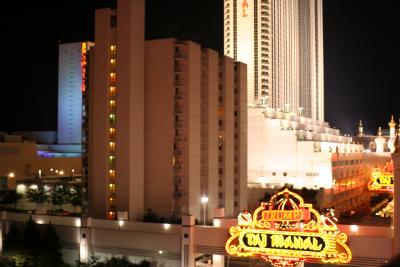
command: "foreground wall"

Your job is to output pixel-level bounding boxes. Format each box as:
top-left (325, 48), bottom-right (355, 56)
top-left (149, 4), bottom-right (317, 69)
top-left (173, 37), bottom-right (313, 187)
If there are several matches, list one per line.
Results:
top-left (0, 212), bottom-right (394, 267)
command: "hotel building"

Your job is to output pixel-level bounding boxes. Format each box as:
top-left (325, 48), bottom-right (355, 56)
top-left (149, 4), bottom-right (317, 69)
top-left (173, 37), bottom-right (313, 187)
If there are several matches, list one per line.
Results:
top-left (58, 42), bottom-right (93, 144)
top-left (224, 0), bottom-right (324, 121)
top-left (88, 0), bottom-right (247, 221)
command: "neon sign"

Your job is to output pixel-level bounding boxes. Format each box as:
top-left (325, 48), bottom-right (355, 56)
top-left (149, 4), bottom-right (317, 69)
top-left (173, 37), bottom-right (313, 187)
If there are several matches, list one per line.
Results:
top-left (225, 189), bottom-right (352, 267)
top-left (81, 42), bottom-right (87, 92)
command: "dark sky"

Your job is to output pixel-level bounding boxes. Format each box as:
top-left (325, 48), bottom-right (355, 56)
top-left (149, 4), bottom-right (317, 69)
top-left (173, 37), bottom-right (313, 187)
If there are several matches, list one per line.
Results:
top-left (1, 0), bottom-right (398, 136)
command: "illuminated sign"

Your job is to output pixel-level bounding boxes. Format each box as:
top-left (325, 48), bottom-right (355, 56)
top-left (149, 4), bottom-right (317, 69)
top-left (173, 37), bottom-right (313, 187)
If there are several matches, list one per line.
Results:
top-left (81, 42), bottom-right (87, 92)
top-left (225, 189), bottom-right (352, 267)
top-left (368, 167), bottom-right (394, 192)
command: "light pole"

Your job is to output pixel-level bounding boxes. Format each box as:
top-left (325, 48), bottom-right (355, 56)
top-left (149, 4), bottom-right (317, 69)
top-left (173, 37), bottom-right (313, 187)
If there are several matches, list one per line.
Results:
top-left (201, 196), bottom-right (209, 226)
top-left (8, 172), bottom-right (15, 189)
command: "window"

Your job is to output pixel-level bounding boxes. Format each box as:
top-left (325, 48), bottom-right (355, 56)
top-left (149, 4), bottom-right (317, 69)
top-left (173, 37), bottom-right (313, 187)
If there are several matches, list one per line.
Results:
top-left (109, 141), bottom-right (116, 152)
top-left (109, 114), bottom-right (116, 125)
top-left (283, 172), bottom-right (287, 177)
top-left (110, 45), bottom-right (116, 54)
top-left (109, 183), bottom-right (116, 192)
top-left (109, 86), bottom-right (116, 97)
top-left (110, 15), bottom-right (117, 27)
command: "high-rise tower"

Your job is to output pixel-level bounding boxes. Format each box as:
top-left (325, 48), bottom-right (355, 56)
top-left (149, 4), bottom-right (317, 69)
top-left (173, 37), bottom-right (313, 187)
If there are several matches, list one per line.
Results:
top-left (224, 0), bottom-right (324, 121)
top-left (58, 42), bottom-right (93, 144)
top-left (89, 0), bottom-right (145, 220)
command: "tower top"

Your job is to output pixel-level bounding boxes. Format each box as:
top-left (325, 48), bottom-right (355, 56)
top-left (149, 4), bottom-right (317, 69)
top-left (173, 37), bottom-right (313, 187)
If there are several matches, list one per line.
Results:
top-left (358, 120), bottom-right (364, 137)
top-left (389, 115), bottom-right (396, 129)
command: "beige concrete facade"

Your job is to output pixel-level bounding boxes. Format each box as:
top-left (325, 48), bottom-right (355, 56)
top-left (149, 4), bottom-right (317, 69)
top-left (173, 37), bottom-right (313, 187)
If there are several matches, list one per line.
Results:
top-left (89, 1), bottom-right (247, 222)
top-left (89, 0), bottom-right (145, 221)
top-left (144, 39), bottom-right (247, 221)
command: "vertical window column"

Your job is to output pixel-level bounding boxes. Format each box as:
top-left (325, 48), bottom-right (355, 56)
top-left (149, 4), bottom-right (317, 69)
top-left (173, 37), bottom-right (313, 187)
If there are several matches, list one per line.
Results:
top-left (108, 44), bottom-right (117, 220)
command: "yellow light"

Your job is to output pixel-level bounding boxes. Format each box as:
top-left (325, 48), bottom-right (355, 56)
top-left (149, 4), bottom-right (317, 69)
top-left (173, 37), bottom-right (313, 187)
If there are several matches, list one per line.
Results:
top-left (109, 86), bottom-right (116, 96)
top-left (163, 223), bottom-right (171, 230)
top-left (109, 141), bottom-right (116, 151)
top-left (350, 225), bottom-right (358, 233)
top-left (109, 183), bottom-right (116, 192)
top-left (8, 172), bottom-right (15, 178)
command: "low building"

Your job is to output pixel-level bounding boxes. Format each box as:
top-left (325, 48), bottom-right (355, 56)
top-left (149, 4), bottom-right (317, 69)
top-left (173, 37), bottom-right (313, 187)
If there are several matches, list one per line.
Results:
top-left (0, 134), bottom-right (81, 188)
top-left (247, 106), bottom-right (366, 214)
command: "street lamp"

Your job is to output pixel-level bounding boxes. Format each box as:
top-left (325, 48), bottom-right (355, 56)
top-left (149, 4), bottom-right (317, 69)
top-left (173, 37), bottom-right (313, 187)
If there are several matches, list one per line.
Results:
top-left (8, 172), bottom-right (15, 189)
top-left (201, 196), bottom-right (209, 226)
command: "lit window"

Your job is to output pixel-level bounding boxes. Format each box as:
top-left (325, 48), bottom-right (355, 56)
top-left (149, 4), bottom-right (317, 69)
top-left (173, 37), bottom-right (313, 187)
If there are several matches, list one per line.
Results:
top-left (110, 45), bottom-right (117, 54)
top-left (109, 128), bottom-right (116, 138)
top-left (109, 155), bottom-right (116, 167)
top-left (109, 114), bottom-right (116, 125)
top-left (109, 100), bottom-right (116, 111)
top-left (109, 169), bottom-right (115, 179)
top-left (109, 86), bottom-right (116, 97)
top-left (110, 73), bottom-right (116, 83)
top-left (109, 183), bottom-right (116, 192)
top-left (110, 58), bottom-right (116, 67)
top-left (109, 141), bottom-right (116, 152)
top-left (108, 211), bottom-right (116, 220)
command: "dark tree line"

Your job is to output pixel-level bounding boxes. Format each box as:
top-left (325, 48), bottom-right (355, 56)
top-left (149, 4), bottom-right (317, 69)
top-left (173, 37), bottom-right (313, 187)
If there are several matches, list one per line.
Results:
top-left (1, 219), bottom-right (66, 267)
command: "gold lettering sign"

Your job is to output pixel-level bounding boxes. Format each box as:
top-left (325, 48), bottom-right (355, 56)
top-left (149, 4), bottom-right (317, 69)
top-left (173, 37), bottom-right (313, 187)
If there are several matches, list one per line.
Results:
top-left (225, 189), bottom-right (352, 267)
top-left (262, 210), bottom-right (303, 222)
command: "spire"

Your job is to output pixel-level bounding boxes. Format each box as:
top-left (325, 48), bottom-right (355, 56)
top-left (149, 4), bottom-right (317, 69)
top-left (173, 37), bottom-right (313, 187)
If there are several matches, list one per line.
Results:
top-left (395, 134), bottom-right (400, 153)
top-left (358, 120), bottom-right (364, 137)
top-left (398, 118), bottom-right (400, 134)
top-left (378, 126), bottom-right (382, 136)
top-left (389, 114), bottom-right (396, 129)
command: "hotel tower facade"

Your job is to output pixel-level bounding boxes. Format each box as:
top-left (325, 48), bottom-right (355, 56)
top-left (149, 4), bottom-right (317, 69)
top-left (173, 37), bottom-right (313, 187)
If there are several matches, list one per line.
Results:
top-left (88, 0), bottom-right (247, 221)
top-left (224, 0), bottom-right (324, 121)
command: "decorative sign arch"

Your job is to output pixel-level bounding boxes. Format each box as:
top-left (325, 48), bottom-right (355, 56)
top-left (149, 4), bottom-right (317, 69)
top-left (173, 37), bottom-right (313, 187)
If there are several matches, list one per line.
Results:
top-left (225, 189), bottom-right (352, 267)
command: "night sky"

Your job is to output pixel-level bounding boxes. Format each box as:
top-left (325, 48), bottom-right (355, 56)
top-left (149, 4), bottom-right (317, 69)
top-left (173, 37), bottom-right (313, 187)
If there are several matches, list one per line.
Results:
top-left (1, 0), bottom-right (398, 136)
